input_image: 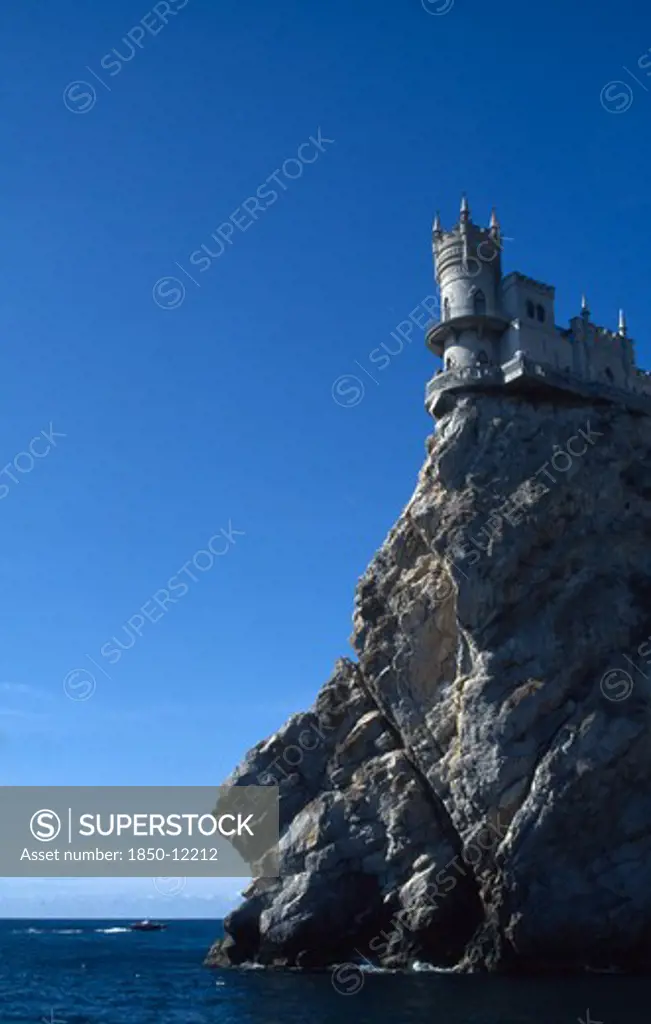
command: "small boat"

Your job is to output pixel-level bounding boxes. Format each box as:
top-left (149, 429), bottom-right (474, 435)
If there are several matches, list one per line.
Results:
top-left (130, 919), bottom-right (166, 932)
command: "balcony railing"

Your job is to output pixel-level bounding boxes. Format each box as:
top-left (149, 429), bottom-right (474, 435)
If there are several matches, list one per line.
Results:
top-left (426, 353), bottom-right (651, 417)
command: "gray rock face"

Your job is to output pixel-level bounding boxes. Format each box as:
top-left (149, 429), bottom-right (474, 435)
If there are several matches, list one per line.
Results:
top-left (207, 395), bottom-right (651, 973)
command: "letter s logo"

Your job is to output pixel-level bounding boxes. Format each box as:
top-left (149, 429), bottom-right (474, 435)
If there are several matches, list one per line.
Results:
top-left (62, 81), bottom-right (97, 114)
top-left (30, 809), bottom-right (62, 842)
top-left (331, 963), bottom-right (364, 995)
top-left (152, 276), bottom-right (185, 310)
top-left (600, 81), bottom-right (634, 114)
top-left (331, 375), bottom-right (364, 408)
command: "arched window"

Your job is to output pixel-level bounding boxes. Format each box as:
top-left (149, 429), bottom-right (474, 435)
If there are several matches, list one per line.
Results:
top-left (443, 297), bottom-right (451, 321)
top-left (473, 290), bottom-right (486, 316)
top-left (526, 300), bottom-right (535, 318)
top-left (476, 350), bottom-right (489, 365)
top-left (536, 304), bottom-right (546, 323)
top-left (605, 367), bottom-right (614, 383)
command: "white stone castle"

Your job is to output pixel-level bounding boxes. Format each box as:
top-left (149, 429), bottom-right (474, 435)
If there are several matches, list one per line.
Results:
top-left (425, 197), bottom-right (651, 417)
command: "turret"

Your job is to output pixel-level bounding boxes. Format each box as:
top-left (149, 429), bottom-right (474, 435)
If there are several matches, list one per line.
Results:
top-left (426, 197), bottom-right (508, 369)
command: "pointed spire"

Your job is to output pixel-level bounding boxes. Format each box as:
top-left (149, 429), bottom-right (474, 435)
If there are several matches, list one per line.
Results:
top-left (460, 193), bottom-right (470, 222)
top-left (433, 210), bottom-right (442, 234)
top-left (489, 206), bottom-right (501, 242)
top-left (581, 294), bottom-right (590, 317)
top-left (618, 309), bottom-right (627, 336)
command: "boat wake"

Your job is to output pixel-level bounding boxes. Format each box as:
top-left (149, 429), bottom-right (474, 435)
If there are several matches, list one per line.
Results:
top-left (12, 927), bottom-right (84, 935)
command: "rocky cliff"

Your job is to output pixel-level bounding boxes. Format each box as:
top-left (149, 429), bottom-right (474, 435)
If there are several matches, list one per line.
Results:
top-left (207, 393), bottom-right (651, 974)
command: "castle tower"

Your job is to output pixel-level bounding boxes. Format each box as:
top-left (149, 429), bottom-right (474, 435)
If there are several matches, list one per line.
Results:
top-left (426, 197), bottom-right (509, 370)
top-left (425, 201), bottom-right (651, 420)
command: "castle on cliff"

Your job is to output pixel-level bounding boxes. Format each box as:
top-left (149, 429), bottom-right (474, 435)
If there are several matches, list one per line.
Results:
top-left (425, 197), bottom-right (651, 417)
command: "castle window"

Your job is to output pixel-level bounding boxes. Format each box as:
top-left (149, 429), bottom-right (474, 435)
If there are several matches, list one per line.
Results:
top-left (536, 304), bottom-right (546, 322)
top-left (443, 297), bottom-right (451, 321)
top-left (476, 350), bottom-right (489, 365)
top-left (473, 290), bottom-right (486, 316)
top-left (526, 300), bottom-right (535, 318)
top-left (605, 367), bottom-right (614, 383)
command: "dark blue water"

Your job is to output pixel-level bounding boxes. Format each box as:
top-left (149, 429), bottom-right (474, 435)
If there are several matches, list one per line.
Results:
top-left (0, 919), bottom-right (648, 1024)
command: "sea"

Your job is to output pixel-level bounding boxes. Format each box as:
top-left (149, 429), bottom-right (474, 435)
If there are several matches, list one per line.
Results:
top-left (0, 919), bottom-right (648, 1024)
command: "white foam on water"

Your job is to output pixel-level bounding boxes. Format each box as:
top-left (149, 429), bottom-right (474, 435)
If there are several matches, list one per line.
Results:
top-left (412, 960), bottom-right (459, 973)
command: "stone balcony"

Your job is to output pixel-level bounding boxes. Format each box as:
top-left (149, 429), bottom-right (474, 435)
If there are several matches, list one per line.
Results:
top-left (426, 353), bottom-right (651, 418)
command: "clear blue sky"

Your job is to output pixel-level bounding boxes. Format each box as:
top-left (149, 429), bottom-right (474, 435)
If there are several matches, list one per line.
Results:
top-left (1, 0), bottom-right (650, 915)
